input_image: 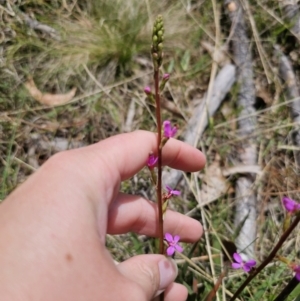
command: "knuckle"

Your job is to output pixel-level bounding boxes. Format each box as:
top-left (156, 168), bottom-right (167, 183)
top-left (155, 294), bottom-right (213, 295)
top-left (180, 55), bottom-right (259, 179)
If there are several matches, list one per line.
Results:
top-left (121, 279), bottom-right (148, 301)
top-left (139, 261), bottom-right (158, 289)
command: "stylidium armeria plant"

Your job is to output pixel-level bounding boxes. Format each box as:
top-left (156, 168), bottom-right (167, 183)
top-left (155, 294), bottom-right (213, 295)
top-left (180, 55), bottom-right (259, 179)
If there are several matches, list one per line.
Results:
top-left (144, 16), bottom-right (300, 301)
top-left (228, 196), bottom-right (300, 301)
top-left (144, 16), bottom-right (183, 263)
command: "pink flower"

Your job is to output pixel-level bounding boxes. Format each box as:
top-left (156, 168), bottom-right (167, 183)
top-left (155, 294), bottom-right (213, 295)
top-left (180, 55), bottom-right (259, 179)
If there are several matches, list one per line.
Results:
top-left (166, 185), bottom-right (181, 197)
top-left (282, 197), bottom-right (300, 213)
top-left (163, 120), bottom-right (177, 138)
top-left (147, 153), bottom-right (158, 168)
top-left (164, 233), bottom-right (183, 256)
top-left (163, 73), bottom-right (170, 80)
top-left (292, 265), bottom-right (300, 281)
top-left (232, 253), bottom-right (256, 273)
top-left (144, 86), bottom-right (151, 95)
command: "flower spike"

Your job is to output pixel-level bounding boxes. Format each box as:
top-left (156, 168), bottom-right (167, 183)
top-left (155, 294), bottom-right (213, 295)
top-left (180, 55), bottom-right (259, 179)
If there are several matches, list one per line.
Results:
top-left (151, 15), bottom-right (164, 70)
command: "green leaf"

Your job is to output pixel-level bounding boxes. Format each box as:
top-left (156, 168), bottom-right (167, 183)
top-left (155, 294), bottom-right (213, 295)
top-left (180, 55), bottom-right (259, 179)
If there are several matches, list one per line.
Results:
top-left (180, 50), bottom-right (190, 72)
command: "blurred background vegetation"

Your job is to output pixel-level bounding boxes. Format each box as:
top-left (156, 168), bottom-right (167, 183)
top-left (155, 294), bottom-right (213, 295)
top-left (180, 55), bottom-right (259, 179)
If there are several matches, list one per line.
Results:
top-left (1, 0), bottom-right (300, 300)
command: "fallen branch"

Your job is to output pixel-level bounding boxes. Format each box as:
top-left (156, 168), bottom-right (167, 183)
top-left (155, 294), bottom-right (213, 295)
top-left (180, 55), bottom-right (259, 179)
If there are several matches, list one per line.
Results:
top-left (225, 0), bottom-right (257, 259)
top-left (279, 0), bottom-right (300, 40)
top-left (22, 13), bottom-right (60, 40)
top-left (162, 63), bottom-right (236, 187)
top-left (276, 45), bottom-right (300, 166)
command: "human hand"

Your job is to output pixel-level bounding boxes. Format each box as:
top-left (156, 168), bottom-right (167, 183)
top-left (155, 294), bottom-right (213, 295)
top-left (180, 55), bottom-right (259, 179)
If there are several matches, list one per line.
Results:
top-left (0, 130), bottom-right (205, 301)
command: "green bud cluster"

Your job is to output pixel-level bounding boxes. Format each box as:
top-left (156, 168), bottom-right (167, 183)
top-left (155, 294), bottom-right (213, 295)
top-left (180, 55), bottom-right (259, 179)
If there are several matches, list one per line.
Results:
top-left (151, 15), bottom-right (164, 70)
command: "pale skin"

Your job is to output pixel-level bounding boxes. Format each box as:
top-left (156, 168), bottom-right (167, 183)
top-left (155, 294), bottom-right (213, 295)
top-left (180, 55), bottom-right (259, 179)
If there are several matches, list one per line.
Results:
top-left (0, 130), bottom-right (206, 301)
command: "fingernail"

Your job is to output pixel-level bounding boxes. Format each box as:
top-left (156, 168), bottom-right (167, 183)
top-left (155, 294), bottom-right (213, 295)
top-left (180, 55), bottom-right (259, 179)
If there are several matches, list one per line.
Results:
top-left (158, 258), bottom-right (178, 290)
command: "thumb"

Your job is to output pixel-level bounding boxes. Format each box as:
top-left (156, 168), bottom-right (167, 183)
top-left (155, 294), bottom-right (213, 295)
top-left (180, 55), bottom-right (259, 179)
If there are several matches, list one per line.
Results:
top-left (117, 254), bottom-right (178, 300)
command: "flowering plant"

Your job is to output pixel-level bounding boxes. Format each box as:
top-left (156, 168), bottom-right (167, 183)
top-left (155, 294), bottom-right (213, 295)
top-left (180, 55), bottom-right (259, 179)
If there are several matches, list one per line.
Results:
top-left (144, 16), bottom-right (183, 262)
top-left (231, 252), bottom-right (256, 273)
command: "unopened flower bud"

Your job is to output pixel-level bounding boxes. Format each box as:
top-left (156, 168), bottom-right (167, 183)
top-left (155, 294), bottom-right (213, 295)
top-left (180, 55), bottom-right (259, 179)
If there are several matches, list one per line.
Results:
top-left (151, 15), bottom-right (164, 69)
top-left (144, 86), bottom-right (151, 95)
top-left (159, 73), bottom-right (170, 91)
top-left (163, 73), bottom-right (170, 80)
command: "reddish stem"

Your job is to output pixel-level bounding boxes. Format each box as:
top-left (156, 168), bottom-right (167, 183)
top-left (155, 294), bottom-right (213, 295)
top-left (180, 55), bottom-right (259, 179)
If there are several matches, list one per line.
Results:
top-left (230, 214), bottom-right (300, 301)
top-left (154, 68), bottom-right (165, 301)
top-left (154, 69), bottom-right (164, 255)
top-left (205, 268), bottom-right (227, 301)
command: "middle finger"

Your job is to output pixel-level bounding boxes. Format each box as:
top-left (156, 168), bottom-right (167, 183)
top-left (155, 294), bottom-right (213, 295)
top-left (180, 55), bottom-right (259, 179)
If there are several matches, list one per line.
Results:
top-left (107, 193), bottom-right (203, 242)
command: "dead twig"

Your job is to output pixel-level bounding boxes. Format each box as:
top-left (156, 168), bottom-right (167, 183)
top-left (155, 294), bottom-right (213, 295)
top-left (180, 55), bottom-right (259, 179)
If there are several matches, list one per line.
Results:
top-left (162, 63), bottom-right (236, 188)
top-left (279, 0), bottom-right (300, 40)
top-left (225, 0), bottom-right (257, 259)
top-left (22, 13), bottom-right (60, 40)
top-left (276, 45), bottom-right (300, 167)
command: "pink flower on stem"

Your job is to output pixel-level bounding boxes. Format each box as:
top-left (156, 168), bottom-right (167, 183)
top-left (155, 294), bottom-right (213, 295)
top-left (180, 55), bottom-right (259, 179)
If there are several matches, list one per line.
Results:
top-left (147, 153), bottom-right (158, 169)
top-left (294, 266), bottom-right (300, 281)
top-left (144, 86), bottom-right (151, 95)
top-left (165, 185), bottom-right (181, 198)
top-left (282, 197), bottom-right (300, 213)
top-left (163, 120), bottom-right (177, 138)
top-left (291, 264), bottom-right (300, 281)
top-left (232, 252), bottom-right (256, 272)
top-left (163, 73), bottom-right (170, 80)
top-left (164, 233), bottom-right (183, 256)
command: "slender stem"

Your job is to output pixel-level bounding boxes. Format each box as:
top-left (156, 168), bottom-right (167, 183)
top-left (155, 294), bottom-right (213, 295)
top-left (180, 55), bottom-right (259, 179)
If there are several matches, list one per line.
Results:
top-left (272, 276), bottom-right (299, 301)
top-left (205, 268), bottom-right (227, 301)
top-left (229, 214), bottom-right (300, 301)
top-left (154, 69), bottom-right (165, 301)
top-left (154, 69), bottom-right (164, 255)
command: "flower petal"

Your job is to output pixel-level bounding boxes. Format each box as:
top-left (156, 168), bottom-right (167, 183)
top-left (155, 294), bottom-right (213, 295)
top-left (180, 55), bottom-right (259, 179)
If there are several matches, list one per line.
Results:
top-left (147, 154), bottom-right (158, 167)
top-left (163, 120), bottom-right (171, 137)
top-left (243, 265), bottom-right (251, 273)
top-left (172, 189), bottom-right (181, 196)
top-left (165, 185), bottom-right (172, 193)
top-left (170, 127), bottom-right (177, 137)
top-left (233, 253), bottom-right (243, 264)
top-left (232, 263), bottom-right (242, 269)
top-left (173, 235), bottom-right (180, 243)
top-left (164, 233), bottom-right (173, 243)
top-left (293, 265), bottom-right (300, 282)
top-left (166, 246), bottom-right (175, 256)
top-left (175, 244), bottom-right (183, 253)
top-left (282, 197), bottom-right (298, 212)
top-left (245, 260), bottom-right (256, 268)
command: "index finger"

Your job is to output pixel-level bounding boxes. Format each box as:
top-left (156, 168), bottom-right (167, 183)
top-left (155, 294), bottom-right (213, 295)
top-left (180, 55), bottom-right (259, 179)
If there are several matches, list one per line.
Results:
top-left (62, 130), bottom-right (205, 206)
top-left (89, 130), bottom-right (205, 182)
